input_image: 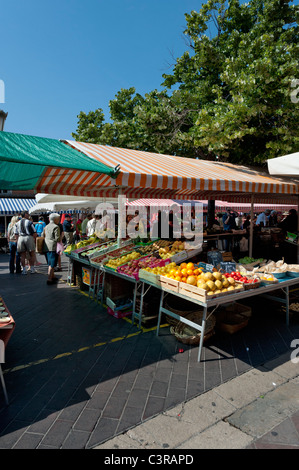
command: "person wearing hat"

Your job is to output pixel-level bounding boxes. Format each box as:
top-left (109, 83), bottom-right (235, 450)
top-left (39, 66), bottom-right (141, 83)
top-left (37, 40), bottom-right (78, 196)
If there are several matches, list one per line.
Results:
top-left (278, 209), bottom-right (298, 233)
top-left (256, 209), bottom-right (270, 227)
top-left (62, 214), bottom-right (74, 246)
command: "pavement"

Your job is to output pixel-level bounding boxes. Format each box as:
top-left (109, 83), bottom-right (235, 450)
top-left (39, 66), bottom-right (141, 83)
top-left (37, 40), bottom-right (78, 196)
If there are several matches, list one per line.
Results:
top-left (0, 251), bottom-right (298, 450)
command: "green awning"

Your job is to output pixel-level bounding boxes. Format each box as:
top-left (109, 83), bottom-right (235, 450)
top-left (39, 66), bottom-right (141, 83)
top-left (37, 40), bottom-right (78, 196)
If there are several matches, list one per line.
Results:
top-left (0, 131), bottom-right (119, 191)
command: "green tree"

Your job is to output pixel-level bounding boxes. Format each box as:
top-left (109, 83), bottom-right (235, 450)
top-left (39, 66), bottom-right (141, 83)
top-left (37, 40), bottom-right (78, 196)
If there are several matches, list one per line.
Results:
top-left (73, 0), bottom-right (299, 166)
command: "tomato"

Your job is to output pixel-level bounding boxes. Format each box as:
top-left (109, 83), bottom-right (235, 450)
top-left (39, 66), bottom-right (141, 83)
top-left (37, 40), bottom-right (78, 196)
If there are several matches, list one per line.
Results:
top-left (231, 272), bottom-right (236, 276)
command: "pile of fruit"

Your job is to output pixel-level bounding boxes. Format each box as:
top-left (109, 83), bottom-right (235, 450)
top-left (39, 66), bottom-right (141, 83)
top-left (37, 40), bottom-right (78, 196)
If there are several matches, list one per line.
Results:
top-left (80, 241), bottom-right (116, 257)
top-left (144, 262), bottom-right (241, 294)
top-left (105, 251), bottom-right (141, 269)
top-left (64, 235), bottom-right (102, 254)
top-left (158, 240), bottom-right (186, 259)
top-left (223, 271), bottom-right (259, 285)
top-left (118, 256), bottom-right (165, 277)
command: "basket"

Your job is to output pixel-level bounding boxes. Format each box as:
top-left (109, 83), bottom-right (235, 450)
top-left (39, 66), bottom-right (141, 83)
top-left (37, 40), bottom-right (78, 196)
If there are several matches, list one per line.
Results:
top-left (165, 295), bottom-right (199, 326)
top-left (170, 311), bottom-right (216, 345)
top-left (215, 302), bottom-right (252, 334)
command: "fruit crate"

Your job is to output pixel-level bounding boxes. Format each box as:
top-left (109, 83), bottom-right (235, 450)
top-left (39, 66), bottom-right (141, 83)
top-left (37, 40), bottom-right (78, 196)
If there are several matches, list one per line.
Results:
top-left (103, 249), bottom-right (143, 271)
top-left (169, 251), bottom-right (188, 263)
top-left (138, 269), bottom-right (161, 287)
top-left (178, 282), bottom-right (244, 302)
top-left (159, 276), bottom-right (180, 293)
top-left (117, 257), bottom-right (171, 281)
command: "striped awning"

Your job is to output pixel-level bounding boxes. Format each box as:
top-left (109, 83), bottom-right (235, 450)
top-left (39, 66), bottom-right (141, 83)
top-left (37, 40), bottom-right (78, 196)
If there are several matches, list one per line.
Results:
top-left (59, 141), bottom-right (299, 204)
top-left (0, 198), bottom-right (37, 215)
top-left (125, 199), bottom-right (297, 213)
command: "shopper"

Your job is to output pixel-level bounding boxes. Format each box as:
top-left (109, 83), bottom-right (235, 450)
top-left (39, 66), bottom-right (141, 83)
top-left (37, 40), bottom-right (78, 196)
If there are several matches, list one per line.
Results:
top-left (44, 213), bottom-right (61, 285)
top-left (75, 217), bottom-right (82, 241)
top-left (15, 211), bottom-right (37, 275)
top-left (81, 213), bottom-right (92, 237)
top-left (62, 214), bottom-right (74, 246)
top-left (7, 216), bottom-right (21, 274)
top-left (35, 216), bottom-right (46, 237)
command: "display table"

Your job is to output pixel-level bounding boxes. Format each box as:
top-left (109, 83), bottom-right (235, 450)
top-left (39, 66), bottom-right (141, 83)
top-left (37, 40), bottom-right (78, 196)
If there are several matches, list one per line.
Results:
top-left (139, 276), bottom-right (299, 362)
top-left (0, 297), bottom-right (15, 405)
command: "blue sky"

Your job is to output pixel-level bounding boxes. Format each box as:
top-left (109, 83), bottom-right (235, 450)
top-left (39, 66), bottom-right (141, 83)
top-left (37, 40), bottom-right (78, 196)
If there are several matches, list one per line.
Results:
top-left (1, 0), bottom-right (206, 140)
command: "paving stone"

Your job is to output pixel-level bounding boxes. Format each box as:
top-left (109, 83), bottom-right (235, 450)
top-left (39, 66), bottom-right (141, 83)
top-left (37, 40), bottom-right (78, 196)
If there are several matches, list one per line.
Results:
top-left (13, 432), bottom-right (44, 449)
top-left (39, 419), bottom-right (74, 448)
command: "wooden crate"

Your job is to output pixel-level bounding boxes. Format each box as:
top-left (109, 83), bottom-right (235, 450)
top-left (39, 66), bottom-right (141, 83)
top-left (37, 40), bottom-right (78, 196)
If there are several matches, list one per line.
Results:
top-left (178, 282), bottom-right (244, 302)
top-left (221, 252), bottom-right (233, 261)
top-left (159, 276), bottom-right (180, 293)
top-left (139, 269), bottom-right (161, 287)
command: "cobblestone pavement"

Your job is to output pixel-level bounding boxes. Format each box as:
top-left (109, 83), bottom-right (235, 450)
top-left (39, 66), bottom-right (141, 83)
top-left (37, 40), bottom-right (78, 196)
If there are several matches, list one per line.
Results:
top-left (0, 252), bottom-right (298, 449)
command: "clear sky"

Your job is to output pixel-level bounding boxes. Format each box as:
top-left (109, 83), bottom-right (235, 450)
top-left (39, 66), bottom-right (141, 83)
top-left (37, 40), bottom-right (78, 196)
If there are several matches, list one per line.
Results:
top-left (1, 0), bottom-right (206, 141)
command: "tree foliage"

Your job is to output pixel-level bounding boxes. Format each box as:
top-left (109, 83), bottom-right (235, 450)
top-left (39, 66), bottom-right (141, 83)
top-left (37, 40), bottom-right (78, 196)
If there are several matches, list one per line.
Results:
top-left (73, 0), bottom-right (299, 166)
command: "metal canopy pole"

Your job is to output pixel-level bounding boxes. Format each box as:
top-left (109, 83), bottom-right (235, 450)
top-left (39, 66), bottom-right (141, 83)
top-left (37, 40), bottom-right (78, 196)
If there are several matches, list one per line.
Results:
top-left (117, 188), bottom-right (126, 248)
top-left (249, 194), bottom-right (254, 258)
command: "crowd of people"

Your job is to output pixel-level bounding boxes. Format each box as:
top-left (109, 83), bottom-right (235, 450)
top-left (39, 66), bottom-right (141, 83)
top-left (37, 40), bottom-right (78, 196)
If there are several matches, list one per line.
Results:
top-left (6, 211), bottom-right (92, 285)
top-left (210, 208), bottom-right (298, 233)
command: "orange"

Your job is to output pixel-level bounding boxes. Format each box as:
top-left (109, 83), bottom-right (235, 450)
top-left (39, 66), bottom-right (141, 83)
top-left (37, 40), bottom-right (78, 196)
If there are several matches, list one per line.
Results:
top-left (181, 276), bottom-right (187, 283)
top-left (169, 269), bottom-right (177, 276)
top-left (187, 269), bottom-right (194, 276)
top-left (175, 270), bottom-right (182, 277)
top-left (193, 268), bottom-right (200, 275)
top-left (180, 268), bottom-right (188, 277)
top-left (180, 262), bottom-right (187, 269)
top-left (175, 276), bottom-right (182, 281)
top-left (186, 262), bottom-right (194, 270)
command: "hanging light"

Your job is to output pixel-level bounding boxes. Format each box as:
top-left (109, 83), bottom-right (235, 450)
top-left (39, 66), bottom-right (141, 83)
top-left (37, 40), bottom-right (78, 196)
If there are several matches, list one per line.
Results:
top-left (0, 110), bottom-right (8, 131)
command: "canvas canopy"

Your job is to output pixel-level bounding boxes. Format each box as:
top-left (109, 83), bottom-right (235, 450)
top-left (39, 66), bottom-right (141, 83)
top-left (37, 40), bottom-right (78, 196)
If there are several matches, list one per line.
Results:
top-left (267, 152), bottom-right (299, 176)
top-left (0, 131), bottom-right (118, 191)
top-left (0, 197), bottom-right (36, 215)
top-left (61, 141), bottom-right (299, 204)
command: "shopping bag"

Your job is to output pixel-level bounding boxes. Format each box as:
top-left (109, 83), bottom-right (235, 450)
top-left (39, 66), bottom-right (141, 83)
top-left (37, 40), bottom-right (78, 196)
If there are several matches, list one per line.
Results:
top-left (56, 242), bottom-right (64, 255)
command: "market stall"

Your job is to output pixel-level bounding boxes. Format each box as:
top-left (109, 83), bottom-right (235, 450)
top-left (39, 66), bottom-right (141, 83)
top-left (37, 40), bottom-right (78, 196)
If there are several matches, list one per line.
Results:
top-left (1, 131), bottom-right (299, 363)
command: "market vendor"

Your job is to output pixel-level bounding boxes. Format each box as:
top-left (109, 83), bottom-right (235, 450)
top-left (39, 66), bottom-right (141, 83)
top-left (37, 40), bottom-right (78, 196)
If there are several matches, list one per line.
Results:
top-left (278, 209), bottom-right (298, 233)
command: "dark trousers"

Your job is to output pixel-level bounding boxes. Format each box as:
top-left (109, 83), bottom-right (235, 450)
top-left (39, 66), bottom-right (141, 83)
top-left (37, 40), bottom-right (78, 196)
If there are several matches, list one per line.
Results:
top-left (9, 241), bottom-right (21, 273)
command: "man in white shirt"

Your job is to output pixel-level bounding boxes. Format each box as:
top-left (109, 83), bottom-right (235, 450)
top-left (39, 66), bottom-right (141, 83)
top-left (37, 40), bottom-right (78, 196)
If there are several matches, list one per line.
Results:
top-left (87, 214), bottom-right (96, 236)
